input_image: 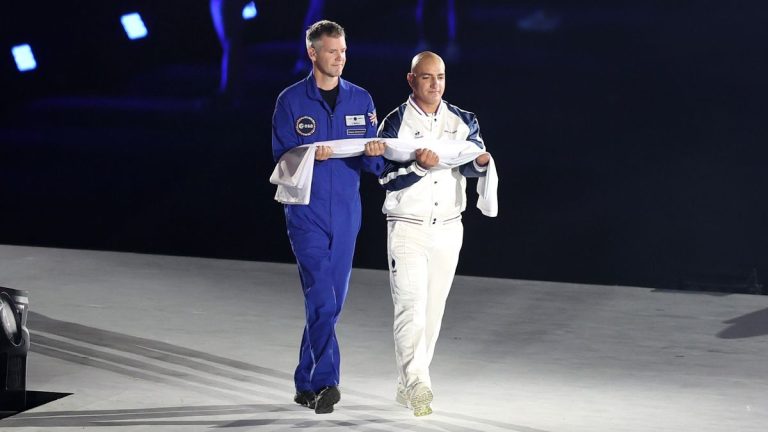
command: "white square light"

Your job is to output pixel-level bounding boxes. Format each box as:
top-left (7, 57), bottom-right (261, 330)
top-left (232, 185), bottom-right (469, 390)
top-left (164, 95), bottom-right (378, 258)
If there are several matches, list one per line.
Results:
top-left (11, 44), bottom-right (37, 72)
top-left (121, 13), bottom-right (148, 40)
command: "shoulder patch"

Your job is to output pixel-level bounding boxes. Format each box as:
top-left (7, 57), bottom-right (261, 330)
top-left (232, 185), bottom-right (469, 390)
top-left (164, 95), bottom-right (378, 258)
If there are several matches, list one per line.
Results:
top-left (295, 116), bottom-right (316, 136)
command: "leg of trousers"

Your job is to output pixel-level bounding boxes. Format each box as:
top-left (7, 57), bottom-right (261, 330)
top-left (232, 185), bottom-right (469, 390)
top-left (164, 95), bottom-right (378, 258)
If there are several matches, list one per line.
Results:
top-left (287, 209), bottom-right (358, 392)
top-left (387, 220), bottom-right (463, 390)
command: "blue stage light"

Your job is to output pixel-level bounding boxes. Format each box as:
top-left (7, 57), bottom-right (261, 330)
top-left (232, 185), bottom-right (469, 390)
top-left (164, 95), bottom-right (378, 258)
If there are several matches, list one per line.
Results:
top-left (11, 44), bottom-right (37, 72)
top-left (242, 2), bottom-right (257, 20)
top-left (120, 13), bottom-right (148, 40)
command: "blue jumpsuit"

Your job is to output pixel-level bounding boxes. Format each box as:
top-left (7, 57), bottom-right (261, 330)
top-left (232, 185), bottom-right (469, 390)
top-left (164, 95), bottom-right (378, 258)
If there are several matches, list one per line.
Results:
top-left (272, 73), bottom-right (383, 393)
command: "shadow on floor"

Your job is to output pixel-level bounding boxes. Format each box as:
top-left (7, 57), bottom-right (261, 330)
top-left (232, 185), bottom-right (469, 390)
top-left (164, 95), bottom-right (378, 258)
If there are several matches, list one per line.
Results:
top-left (0, 391), bottom-right (71, 420)
top-left (2, 402), bottom-right (548, 432)
top-left (718, 307), bottom-right (768, 339)
top-left (21, 312), bottom-right (546, 432)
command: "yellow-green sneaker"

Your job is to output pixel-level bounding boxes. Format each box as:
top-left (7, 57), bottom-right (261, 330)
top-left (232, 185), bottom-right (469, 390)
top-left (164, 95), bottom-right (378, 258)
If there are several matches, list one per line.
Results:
top-left (408, 383), bottom-right (433, 417)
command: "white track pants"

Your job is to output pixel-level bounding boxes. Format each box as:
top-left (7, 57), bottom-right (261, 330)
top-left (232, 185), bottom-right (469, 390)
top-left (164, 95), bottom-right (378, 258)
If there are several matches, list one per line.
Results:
top-left (387, 219), bottom-right (463, 390)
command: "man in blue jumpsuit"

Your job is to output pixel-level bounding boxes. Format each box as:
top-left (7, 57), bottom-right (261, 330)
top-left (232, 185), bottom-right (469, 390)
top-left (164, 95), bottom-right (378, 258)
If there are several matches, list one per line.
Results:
top-left (271, 20), bottom-right (386, 414)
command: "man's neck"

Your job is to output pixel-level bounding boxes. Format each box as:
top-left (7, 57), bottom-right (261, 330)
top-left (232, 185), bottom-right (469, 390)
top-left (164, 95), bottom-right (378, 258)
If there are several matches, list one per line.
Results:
top-left (314, 70), bottom-right (339, 91)
top-left (411, 95), bottom-right (440, 114)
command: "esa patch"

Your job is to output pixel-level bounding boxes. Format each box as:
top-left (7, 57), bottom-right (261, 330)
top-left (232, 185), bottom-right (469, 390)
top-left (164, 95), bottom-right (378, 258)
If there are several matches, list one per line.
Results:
top-left (295, 116), bottom-right (316, 136)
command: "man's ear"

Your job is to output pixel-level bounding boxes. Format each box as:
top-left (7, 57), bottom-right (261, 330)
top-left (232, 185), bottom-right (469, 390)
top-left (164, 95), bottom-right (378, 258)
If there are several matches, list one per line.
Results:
top-left (406, 72), bottom-right (414, 87)
top-left (308, 46), bottom-right (317, 62)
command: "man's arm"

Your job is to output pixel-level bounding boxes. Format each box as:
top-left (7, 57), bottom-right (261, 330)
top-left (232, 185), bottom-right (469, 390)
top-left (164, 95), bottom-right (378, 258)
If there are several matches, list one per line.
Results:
top-left (360, 95), bottom-right (385, 175)
top-left (379, 146), bottom-right (441, 192)
top-left (376, 112), bottom-right (429, 191)
top-left (459, 113), bottom-right (489, 178)
top-left (379, 159), bottom-right (429, 191)
top-left (271, 98), bottom-right (297, 162)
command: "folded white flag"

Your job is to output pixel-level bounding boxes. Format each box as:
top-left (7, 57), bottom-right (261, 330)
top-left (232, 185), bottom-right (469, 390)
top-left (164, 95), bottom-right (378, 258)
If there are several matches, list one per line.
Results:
top-left (269, 145), bottom-right (318, 204)
top-left (270, 138), bottom-right (498, 216)
top-left (476, 156), bottom-right (498, 217)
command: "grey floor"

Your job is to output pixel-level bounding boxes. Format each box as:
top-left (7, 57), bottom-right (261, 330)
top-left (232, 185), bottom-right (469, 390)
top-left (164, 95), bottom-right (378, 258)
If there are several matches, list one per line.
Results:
top-left (0, 244), bottom-right (766, 432)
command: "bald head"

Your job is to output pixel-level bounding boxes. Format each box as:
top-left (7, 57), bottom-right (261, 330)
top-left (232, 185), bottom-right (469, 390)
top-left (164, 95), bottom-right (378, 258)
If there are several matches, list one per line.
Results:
top-left (410, 51), bottom-right (445, 73)
top-left (407, 51), bottom-right (446, 113)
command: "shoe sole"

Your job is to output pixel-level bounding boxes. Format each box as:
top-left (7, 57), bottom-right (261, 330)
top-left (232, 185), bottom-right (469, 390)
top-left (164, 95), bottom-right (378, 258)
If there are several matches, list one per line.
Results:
top-left (294, 392), bottom-right (316, 409)
top-left (409, 388), bottom-right (433, 417)
top-left (295, 399), bottom-right (315, 409)
top-left (314, 388), bottom-right (341, 414)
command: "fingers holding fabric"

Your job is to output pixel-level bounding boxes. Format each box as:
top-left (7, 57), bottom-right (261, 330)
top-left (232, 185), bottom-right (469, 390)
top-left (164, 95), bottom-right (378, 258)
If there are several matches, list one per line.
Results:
top-left (415, 148), bottom-right (439, 169)
top-left (364, 140), bottom-right (387, 156)
top-left (315, 145), bottom-right (333, 161)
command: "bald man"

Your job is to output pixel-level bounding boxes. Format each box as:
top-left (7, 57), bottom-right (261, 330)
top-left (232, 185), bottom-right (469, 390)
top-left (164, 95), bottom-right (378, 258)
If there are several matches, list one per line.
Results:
top-left (376, 51), bottom-right (490, 416)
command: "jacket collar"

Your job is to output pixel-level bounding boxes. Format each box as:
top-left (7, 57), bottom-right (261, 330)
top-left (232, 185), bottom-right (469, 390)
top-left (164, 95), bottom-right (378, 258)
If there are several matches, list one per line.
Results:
top-left (408, 94), bottom-right (443, 117)
top-left (305, 70), bottom-right (348, 103)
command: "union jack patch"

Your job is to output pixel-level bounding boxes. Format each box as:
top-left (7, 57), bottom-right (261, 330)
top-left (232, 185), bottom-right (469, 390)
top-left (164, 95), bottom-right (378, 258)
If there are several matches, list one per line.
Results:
top-left (368, 111), bottom-right (378, 127)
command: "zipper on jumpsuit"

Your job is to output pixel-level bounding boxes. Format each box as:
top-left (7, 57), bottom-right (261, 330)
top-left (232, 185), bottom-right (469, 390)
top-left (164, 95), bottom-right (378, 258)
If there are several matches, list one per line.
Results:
top-left (326, 100), bottom-right (335, 243)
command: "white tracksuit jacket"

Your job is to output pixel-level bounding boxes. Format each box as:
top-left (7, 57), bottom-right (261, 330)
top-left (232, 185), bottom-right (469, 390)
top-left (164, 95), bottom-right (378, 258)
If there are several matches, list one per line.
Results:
top-left (377, 96), bottom-right (488, 222)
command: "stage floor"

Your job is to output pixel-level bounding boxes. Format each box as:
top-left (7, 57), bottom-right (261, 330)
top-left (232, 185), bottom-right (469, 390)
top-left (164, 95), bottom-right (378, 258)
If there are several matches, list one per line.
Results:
top-left (0, 244), bottom-right (766, 431)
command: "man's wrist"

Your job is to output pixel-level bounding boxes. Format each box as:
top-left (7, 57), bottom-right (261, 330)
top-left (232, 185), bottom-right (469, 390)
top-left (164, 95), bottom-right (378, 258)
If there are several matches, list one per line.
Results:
top-left (473, 159), bottom-right (488, 171)
top-left (413, 161), bottom-right (429, 175)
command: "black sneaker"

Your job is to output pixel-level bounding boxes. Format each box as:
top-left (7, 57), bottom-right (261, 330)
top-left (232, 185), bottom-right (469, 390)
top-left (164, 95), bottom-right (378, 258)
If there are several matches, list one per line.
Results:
top-left (314, 386), bottom-right (341, 414)
top-left (294, 390), bottom-right (316, 409)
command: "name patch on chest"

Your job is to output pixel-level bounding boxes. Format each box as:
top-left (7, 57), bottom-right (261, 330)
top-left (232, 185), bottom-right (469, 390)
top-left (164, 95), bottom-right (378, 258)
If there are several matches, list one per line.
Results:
top-left (345, 115), bottom-right (366, 126)
top-left (346, 128), bottom-right (366, 136)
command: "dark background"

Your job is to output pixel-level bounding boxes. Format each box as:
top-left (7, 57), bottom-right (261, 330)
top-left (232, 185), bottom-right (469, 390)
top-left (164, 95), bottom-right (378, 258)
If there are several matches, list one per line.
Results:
top-left (1, 1), bottom-right (766, 292)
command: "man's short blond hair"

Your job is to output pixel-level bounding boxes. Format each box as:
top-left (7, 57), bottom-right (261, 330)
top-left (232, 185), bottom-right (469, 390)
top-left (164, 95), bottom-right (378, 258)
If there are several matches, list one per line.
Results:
top-left (306, 20), bottom-right (345, 49)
